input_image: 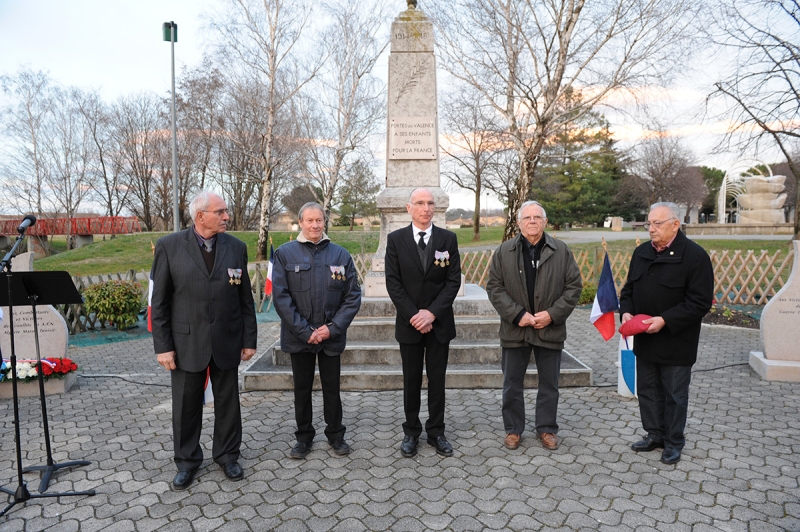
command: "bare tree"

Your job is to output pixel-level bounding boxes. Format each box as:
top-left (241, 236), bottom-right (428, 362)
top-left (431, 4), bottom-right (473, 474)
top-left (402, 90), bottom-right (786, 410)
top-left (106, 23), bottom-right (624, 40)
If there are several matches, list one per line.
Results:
top-left (707, 0), bottom-right (800, 237)
top-left (208, 0), bottom-right (322, 259)
top-left (429, 0), bottom-right (701, 240)
top-left (112, 92), bottom-right (167, 231)
top-left (632, 133), bottom-right (706, 218)
top-left (440, 84), bottom-right (506, 241)
top-left (77, 90), bottom-right (131, 220)
top-left (299, 0), bottom-right (390, 231)
top-left (0, 69), bottom-right (53, 216)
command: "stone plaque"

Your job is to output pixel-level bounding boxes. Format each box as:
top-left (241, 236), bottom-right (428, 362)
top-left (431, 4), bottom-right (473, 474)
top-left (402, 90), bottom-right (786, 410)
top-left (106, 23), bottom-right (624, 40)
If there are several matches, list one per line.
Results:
top-left (1, 305), bottom-right (69, 361)
top-left (760, 240), bottom-right (800, 361)
top-left (389, 117), bottom-right (437, 160)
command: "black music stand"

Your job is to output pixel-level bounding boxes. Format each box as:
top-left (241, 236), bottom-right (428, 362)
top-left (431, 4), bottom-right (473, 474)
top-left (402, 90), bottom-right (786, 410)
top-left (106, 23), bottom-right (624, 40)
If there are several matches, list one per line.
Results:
top-left (0, 270), bottom-right (95, 516)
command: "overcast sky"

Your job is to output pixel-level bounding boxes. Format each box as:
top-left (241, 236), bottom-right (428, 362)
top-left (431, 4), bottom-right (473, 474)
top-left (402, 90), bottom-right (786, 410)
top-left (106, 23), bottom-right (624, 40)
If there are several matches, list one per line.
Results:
top-left (0, 0), bottom-right (777, 211)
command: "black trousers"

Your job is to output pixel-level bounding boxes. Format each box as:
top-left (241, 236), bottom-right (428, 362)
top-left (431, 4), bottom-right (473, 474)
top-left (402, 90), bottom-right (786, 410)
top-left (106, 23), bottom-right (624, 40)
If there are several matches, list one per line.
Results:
top-left (501, 345), bottom-right (561, 436)
top-left (290, 350), bottom-right (345, 443)
top-left (400, 334), bottom-right (450, 439)
top-left (171, 357), bottom-right (241, 471)
top-left (636, 358), bottom-right (692, 450)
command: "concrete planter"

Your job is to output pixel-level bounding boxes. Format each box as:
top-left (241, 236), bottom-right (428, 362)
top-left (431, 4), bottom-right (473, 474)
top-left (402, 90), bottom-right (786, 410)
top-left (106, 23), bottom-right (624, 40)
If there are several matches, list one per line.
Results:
top-left (0, 372), bottom-right (77, 399)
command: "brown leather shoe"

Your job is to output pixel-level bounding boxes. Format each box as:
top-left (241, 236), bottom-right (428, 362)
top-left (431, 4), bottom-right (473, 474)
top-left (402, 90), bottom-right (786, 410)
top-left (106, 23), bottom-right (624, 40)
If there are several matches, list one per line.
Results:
top-left (504, 433), bottom-right (521, 450)
top-left (538, 432), bottom-right (558, 450)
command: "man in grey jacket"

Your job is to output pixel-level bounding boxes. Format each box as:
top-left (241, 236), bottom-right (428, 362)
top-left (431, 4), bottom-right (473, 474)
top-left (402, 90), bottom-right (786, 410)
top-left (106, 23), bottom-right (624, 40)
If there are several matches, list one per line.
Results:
top-left (272, 202), bottom-right (362, 460)
top-left (486, 201), bottom-right (582, 451)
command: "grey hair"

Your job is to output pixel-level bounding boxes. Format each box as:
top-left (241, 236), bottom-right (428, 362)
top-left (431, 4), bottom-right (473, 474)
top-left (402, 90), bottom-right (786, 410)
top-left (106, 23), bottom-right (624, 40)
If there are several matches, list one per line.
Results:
top-left (189, 191), bottom-right (218, 221)
top-left (650, 202), bottom-right (681, 220)
top-left (517, 200), bottom-right (547, 221)
top-left (298, 202), bottom-right (325, 221)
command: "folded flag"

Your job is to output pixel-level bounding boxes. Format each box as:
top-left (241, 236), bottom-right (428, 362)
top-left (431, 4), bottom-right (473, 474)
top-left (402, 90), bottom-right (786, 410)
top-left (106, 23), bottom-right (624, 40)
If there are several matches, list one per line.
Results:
top-left (147, 268), bottom-right (154, 333)
top-left (589, 253), bottom-right (619, 341)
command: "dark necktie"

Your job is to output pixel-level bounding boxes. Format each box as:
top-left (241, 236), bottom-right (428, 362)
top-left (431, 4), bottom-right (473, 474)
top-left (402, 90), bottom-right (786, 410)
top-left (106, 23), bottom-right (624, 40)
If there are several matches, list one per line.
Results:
top-left (417, 231), bottom-right (426, 250)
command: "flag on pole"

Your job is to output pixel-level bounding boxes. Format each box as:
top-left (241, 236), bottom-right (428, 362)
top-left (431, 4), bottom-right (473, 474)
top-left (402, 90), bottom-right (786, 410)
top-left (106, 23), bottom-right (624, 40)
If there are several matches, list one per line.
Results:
top-left (589, 253), bottom-right (619, 341)
top-left (147, 268), bottom-right (154, 332)
top-left (264, 244), bottom-right (274, 297)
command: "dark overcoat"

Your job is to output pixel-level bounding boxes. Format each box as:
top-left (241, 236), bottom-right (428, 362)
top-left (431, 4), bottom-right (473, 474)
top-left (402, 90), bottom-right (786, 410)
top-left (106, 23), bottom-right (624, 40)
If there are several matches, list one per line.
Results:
top-left (385, 224), bottom-right (461, 344)
top-left (619, 230), bottom-right (714, 366)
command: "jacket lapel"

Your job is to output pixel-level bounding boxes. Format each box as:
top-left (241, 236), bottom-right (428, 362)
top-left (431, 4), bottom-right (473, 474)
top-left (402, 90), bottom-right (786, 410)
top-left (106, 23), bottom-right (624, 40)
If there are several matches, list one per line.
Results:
top-left (183, 229), bottom-right (211, 278)
top-left (214, 233), bottom-right (230, 275)
top-left (424, 225), bottom-right (441, 274)
top-left (402, 224), bottom-right (425, 273)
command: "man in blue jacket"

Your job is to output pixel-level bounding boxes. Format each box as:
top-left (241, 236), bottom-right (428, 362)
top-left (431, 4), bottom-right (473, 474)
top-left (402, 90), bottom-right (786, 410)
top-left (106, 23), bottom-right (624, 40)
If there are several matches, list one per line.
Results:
top-left (272, 202), bottom-right (362, 459)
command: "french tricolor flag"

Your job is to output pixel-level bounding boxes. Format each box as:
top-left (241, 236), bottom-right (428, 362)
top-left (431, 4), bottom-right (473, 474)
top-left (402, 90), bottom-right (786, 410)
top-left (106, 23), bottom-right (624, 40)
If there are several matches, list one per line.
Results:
top-left (264, 244), bottom-right (274, 297)
top-left (590, 253), bottom-right (619, 341)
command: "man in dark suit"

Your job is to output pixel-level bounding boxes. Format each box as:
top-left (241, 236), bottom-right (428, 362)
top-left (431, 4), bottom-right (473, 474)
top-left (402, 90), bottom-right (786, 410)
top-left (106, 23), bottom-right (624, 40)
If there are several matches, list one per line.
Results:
top-left (619, 202), bottom-right (713, 465)
top-left (385, 187), bottom-right (462, 458)
top-left (151, 191), bottom-right (257, 490)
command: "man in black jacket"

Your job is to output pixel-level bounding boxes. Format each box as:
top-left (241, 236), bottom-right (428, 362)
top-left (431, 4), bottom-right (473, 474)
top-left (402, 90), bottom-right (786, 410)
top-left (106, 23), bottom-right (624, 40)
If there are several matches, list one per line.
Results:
top-left (619, 202), bottom-right (713, 465)
top-left (385, 188), bottom-right (461, 458)
top-left (152, 191), bottom-right (257, 490)
top-left (272, 202), bottom-right (362, 459)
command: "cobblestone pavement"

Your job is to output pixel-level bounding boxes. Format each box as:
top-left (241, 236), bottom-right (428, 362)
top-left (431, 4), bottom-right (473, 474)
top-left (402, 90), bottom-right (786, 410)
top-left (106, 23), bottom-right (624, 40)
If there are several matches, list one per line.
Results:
top-left (0, 309), bottom-right (798, 531)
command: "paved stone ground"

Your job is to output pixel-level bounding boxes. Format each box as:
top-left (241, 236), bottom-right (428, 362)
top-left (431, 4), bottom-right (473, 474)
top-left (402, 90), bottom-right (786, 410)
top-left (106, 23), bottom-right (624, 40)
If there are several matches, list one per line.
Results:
top-left (0, 309), bottom-right (798, 531)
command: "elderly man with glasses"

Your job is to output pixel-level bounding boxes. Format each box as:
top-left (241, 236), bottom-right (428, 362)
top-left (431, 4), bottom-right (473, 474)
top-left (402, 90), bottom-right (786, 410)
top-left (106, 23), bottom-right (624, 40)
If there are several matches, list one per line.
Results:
top-left (486, 200), bottom-right (582, 452)
top-left (151, 190), bottom-right (257, 489)
top-left (619, 202), bottom-right (713, 465)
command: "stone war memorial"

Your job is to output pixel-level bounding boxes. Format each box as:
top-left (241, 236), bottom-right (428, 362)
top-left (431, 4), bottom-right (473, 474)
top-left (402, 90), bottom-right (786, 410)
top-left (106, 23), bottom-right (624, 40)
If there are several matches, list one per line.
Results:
top-left (243, 1), bottom-right (591, 391)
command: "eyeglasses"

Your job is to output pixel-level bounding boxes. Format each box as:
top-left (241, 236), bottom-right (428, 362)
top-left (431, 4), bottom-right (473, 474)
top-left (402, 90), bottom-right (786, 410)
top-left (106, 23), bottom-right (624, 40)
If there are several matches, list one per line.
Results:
top-left (411, 201), bottom-right (435, 208)
top-left (644, 218), bottom-right (675, 229)
top-left (520, 215), bottom-right (545, 223)
top-left (203, 208), bottom-right (229, 216)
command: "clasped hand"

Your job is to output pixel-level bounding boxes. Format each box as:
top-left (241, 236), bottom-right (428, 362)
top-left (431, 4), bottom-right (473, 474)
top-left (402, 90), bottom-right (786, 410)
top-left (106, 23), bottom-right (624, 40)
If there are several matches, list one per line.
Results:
top-left (410, 309), bottom-right (435, 334)
top-left (307, 324), bottom-right (332, 345)
top-left (519, 310), bottom-right (552, 329)
top-left (620, 312), bottom-right (665, 333)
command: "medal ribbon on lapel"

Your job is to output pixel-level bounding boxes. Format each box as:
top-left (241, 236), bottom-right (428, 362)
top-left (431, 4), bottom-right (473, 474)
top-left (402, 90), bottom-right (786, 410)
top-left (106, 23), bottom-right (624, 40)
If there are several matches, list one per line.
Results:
top-left (228, 268), bottom-right (242, 285)
top-left (330, 265), bottom-right (345, 280)
top-left (434, 250), bottom-right (450, 267)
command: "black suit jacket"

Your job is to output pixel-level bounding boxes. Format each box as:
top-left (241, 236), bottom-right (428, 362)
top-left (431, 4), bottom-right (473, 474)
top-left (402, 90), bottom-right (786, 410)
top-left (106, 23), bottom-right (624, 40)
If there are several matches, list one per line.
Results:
top-left (151, 229), bottom-right (258, 372)
top-left (385, 224), bottom-right (461, 344)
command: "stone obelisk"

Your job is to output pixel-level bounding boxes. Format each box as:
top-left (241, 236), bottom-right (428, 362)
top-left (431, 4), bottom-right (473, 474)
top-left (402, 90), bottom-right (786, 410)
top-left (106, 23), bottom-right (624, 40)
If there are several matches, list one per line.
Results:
top-left (364, 1), bottom-right (448, 297)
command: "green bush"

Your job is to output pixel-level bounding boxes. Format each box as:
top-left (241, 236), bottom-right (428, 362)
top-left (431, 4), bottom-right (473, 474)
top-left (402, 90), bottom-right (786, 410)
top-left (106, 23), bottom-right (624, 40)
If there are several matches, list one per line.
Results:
top-left (82, 280), bottom-right (143, 330)
top-left (579, 282), bottom-right (597, 305)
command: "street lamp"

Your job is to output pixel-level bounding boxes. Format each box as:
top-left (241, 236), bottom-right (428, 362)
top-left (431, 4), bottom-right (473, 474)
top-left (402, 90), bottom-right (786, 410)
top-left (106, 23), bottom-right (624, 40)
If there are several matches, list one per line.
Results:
top-left (163, 21), bottom-right (179, 232)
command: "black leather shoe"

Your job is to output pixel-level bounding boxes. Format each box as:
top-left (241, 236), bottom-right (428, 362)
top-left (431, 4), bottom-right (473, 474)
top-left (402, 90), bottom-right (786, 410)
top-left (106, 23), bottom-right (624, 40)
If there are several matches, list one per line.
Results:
top-left (631, 436), bottom-right (665, 452)
top-left (400, 435), bottom-right (418, 458)
top-left (172, 468), bottom-right (198, 490)
top-left (661, 447), bottom-right (681, 465)
top-left (222, 460), bottom-right (244, 480)
top-left (329, 438), bottom-right (351, 456)
top-left (427, 435), bottom-right (454, 457)
top-left (290, 441), bottom-right (312, 459)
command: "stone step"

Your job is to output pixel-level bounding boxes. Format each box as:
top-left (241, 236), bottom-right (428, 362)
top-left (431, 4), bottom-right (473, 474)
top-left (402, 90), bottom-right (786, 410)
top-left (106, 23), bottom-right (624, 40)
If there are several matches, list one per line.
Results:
top-left (345, 317), bottom-right (500, 342)
top-left (272, 340), bottom-right (505, 366)
top-left (243, 350), bottom-right (592, 391)
top-left (358, 284), bottom-right (498, 317)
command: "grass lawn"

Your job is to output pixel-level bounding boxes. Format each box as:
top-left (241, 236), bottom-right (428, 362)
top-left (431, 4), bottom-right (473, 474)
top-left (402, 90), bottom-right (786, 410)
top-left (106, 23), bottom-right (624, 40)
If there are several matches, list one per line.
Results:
top-left (31, 229), bottom-right (794, 277)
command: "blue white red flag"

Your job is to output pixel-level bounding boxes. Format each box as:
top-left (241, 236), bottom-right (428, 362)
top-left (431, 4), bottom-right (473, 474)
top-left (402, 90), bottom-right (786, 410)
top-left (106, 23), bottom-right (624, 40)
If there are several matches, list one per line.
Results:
top-left (264, 244), bottom-right (274, 297)
top-left (589, 253), bottom-right (619, 341)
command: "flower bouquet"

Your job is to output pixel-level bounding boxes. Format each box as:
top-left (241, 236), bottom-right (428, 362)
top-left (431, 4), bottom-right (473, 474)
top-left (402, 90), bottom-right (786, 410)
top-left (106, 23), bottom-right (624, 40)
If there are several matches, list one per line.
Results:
top-left (0, 357), bottom-right (78, 383)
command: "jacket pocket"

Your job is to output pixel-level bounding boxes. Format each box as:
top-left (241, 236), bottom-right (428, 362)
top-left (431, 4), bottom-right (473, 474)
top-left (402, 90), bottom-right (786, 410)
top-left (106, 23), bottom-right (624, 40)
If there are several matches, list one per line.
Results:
top-left (285, 263), bottom-right (311, 291)
top-left (326, 264), bottom-right (345, 291)
top-left (660, 275), bottom-right (685, 289)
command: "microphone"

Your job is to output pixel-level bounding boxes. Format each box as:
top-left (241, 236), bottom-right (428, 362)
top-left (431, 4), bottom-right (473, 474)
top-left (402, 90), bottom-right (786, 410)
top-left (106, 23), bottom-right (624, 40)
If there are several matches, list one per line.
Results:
top-left (17, 214), bottom-right (37, 234)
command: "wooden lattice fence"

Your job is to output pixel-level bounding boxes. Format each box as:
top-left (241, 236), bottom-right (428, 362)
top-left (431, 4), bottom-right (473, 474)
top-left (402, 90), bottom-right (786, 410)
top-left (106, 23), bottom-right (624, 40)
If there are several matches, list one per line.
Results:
top-left (352, 247), bottom-right (796, 305)
top-left (55, 245), bottom-right (794, 334)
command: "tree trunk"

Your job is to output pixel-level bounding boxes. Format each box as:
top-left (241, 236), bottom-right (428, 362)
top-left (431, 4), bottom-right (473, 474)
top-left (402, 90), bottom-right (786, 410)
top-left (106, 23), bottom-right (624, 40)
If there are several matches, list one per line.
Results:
top-left (472, 180), bottom-right (481, 241)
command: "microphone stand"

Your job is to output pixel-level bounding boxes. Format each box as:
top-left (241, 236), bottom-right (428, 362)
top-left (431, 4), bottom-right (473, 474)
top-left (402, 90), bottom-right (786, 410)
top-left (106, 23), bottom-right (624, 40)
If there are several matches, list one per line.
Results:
top-left (0, 225), bottom-right (94, 517)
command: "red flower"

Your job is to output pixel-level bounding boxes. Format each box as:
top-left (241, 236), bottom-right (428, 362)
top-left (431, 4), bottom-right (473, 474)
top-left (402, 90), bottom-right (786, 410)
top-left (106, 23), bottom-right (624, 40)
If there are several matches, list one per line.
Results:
top-left (41, 364), bottom-right (53, 376)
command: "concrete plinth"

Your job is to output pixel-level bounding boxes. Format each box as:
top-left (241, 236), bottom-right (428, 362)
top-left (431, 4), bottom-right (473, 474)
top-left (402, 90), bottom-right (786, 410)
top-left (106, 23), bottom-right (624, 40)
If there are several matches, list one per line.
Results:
top-left (749, 351), bottom-right (800, 382)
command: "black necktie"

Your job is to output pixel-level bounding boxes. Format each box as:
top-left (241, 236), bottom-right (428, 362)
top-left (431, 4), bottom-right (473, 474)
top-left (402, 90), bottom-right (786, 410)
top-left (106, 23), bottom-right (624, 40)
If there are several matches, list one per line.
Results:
top-left (418, 231), bottom-right (426, 250)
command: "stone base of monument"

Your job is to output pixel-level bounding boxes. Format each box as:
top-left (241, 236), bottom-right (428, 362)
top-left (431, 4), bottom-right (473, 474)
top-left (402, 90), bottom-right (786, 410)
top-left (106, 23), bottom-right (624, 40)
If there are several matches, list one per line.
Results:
top-left (749, 352), bottom-right (800, 382)
top-left (684, 222), bottom-right (793, 235)
top-left (0, 372), bottom-right (77, 399)
top-left (243, 285), bottom-right (593, 391)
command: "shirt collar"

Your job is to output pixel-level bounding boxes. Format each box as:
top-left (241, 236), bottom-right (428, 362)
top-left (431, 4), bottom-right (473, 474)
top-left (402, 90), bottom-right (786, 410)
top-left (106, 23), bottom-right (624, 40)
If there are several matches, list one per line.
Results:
top-left (296, 232), bottom-right (330, 244)
top-left (192, 226), bottom-right (217, 249)
top-left (651, 233), bottom-right (678, 253)
top-left (412, 223), bottom-right (432, 236)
